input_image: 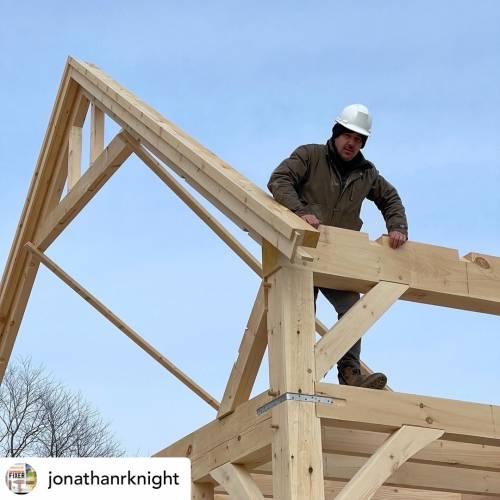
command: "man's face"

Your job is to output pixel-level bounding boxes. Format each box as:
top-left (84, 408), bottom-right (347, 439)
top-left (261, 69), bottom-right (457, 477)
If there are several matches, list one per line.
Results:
top-left (334, 132), bottom-right (364, 161)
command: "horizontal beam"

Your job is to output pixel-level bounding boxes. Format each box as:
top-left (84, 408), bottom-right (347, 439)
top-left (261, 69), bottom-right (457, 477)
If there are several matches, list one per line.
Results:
top-left (254, 455), bottom-right (500, 496)
top-left (322, 453), bottom-right (500, 496)
top-left (295, 226), bottom-right (500, 315)
top-left (316, 383), bottom-right (500, 446)
top-left (216, 475), bottom-right (462, 499)
top-left (154, 391), bottom-right (273, 481)
top-left (322, 426), bottom-right (500, 471)
top-left (34, 131), bottom-right (133, 250)
top-left (25, 243), bottom-right (220, 411)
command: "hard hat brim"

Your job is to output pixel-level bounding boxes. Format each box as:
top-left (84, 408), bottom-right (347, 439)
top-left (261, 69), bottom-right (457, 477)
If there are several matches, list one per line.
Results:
top-left (335, 119), bottom-right (371, 137)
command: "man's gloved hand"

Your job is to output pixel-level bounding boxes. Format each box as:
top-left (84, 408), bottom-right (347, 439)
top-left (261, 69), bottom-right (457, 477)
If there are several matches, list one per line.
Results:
top-left (388, 230), bottom-right (407, 249)
top-left (300, 214), bottom-right (321, 229)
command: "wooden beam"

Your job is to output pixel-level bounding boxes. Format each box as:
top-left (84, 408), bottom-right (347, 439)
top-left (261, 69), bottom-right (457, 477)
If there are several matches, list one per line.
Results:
top-left (315, 281), bottom-right (408, 380)
top-left (67, 125), bottom-right (82, 190)
top-left (254, 455), bottom-right (500, 496)
top-left (322, 426), bottom-right (500, 470)
top-left (122, 134), bottom-right (262, 276)
top-left (218, 285), bottom-right (267, 419)
top-left (154, 392), bottom-right (273, 482)
top-left (68, 58), bottom-right (320, 258)
top-left (316, 383), bottom-right (500, 446)
top-left (321, 453), bottom-right (500, 496)
top-left (25, 243), bottom-right (220, 411)
top-left (90, 104), bottom-right (105, 164)
top-left (210, 463), bottom-right (265, 500)
top-left (192, 482), bottom-right (214, 500)
top-left (0, 61), bottom-right (81, 383)
top-left (294, 226), bottom-right (500, 315)
top-left (335, 425), bottom-right (444, 500)
top-left (265, 259), bottom-right (325, 499)
top-left (216, 473), bottom-right (463, 499)
top-left (34, 132), bottom-right (132, 250)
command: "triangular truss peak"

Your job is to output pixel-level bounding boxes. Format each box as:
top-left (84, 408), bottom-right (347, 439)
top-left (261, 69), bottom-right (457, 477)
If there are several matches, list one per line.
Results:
top-left (1, 58), bottom-right (499, 499)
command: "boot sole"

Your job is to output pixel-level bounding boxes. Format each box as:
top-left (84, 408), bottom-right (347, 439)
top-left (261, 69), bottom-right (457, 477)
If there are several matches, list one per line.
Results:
top-left (359, 373), bottom-right (387, 390)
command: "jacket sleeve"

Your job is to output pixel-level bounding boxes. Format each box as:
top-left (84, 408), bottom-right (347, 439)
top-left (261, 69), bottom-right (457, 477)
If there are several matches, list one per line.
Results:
top-left (367, 173), bottom-right (409, 236)
top-left (267, 146), bottom-right (310, 216)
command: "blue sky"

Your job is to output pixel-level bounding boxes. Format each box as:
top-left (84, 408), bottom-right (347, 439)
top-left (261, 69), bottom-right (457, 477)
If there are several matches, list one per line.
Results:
top-left (1, 1), bottom-right (499, 455)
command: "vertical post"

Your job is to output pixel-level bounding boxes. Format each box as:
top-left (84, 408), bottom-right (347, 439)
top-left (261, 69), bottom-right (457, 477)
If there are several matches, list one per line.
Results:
top-left (90, 104), bottom-right (105, 164)
top-left (265, 245), bottom-right (325, 500)
top-left (67, 125), bottom-right (82, 191)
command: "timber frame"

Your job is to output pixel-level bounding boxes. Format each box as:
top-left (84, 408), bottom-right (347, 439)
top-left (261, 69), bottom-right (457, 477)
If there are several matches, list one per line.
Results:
top-left (1, 57), bottom-right (499, 499)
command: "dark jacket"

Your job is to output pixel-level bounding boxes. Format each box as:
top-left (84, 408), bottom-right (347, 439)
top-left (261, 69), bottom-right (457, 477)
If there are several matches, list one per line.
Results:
top-left (268, 141), bottom-right (408, 235)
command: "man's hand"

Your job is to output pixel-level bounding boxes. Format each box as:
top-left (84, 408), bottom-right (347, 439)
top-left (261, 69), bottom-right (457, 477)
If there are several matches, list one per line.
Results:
top-left (388, 230), bottom-right (407, 249)
top-left (300, 214), bottom-right (321, 229)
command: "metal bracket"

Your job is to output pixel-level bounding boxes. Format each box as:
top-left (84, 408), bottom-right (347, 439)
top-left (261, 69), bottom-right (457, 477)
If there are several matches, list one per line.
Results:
top-left (257, 392), bottom-right (333, 415)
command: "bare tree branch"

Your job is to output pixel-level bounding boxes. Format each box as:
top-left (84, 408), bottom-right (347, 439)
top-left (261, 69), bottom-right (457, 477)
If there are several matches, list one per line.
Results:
top-left (0, 358), bottom-right (124, 457)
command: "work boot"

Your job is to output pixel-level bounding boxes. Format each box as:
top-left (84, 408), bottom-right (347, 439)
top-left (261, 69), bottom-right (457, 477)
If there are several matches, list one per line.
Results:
top-left (338, 366), bottom-right (387, 390)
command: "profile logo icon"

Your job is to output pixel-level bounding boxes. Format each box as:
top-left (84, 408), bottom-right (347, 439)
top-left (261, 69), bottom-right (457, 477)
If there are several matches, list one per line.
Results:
top-left (5, 463), bottom-right (37, 494)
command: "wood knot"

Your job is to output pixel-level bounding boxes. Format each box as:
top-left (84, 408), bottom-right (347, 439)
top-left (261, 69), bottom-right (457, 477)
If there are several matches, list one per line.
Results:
top-left (474, 256), bottom-right (490, 269)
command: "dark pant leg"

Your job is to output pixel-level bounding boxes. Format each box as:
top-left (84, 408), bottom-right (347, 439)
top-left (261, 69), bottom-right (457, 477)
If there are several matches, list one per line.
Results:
top-left (314, 287), bottom-right (361, 372)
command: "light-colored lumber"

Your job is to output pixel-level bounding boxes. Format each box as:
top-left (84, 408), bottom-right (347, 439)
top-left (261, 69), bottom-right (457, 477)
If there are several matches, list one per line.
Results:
top-left (322, 426), bottom-right (500, 470)
top-left (218, 285), bottom-right (267, 418)
top-left (154, 391), bottom-right (273, 482)
top-left (254, 455), bottom-right (500, 495)
top-left (90, 103), bottom-right (105, 163)
top-left (463, 252), bottom-right (500, 302)
top-left (25, 243), bottom-right (220, 411)
top-left (316, 383), bottom-right (500, 446)
top-left (192, 482), bottom-right (214, 500)
top-left (215, 473), bottom-right (462, 499)
top-left (265, 260), bottom-right (325, 500)
top-left (334, 425), bottom-right (444, 500)
top-left (321, 453), bottom-right (500, 496)
top-left (68, 58), bottom-right (319, 257)
top-left (67, 125), bottom-right (82, 190)
top-left (122, 133), bottom-right (262, 276)
top-left (34, 132), bottom-right (132, 250)
top-left (294, 226), bottom-right (500, 315)
top-left (315, 281), bottom-right (408, 380)
top-left (210, 463), bottom-right (264, 500)
top-left (0, 62), bottom-right (81, 383)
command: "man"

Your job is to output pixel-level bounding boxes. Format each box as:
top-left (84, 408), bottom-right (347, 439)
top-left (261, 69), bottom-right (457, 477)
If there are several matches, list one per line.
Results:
top-left (268, 104), bottom-right (408, 390)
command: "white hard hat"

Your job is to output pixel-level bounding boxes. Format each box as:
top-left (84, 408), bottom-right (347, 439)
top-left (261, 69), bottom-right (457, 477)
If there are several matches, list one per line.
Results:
top-left (335, 104), bottom-right (372, 137)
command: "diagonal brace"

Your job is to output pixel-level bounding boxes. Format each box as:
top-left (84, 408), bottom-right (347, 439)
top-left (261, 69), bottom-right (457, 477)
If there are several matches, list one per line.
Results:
top-left (217, 285), bottom-right (267, 419)
top-left (315, 281), bottom-right (409, 380)
top-left (335, 425), bottom-right (444, 500)
top-left (25, 242), bottom-right (220, 411)
top-left (34, 131), bottom-right (133, 251)
top-left (210, 463), bottom-right (265, 500)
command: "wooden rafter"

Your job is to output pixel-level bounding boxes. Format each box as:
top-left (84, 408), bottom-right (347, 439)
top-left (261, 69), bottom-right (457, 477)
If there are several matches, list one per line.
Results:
top-left (67, 58), bottom-right (319, 257)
